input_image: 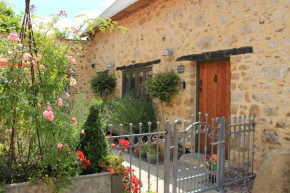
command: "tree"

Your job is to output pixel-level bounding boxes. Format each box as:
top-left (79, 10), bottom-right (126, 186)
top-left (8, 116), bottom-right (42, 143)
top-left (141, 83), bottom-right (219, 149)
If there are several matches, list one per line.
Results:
top-left (145, 72), bottom-right (180, 126)
top-left (0, 1), bottom-right (21, 32)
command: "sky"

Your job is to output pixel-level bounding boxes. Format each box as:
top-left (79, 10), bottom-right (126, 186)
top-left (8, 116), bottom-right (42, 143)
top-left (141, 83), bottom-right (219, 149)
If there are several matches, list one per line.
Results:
top-left (7, 0), bottom-right (116, 28)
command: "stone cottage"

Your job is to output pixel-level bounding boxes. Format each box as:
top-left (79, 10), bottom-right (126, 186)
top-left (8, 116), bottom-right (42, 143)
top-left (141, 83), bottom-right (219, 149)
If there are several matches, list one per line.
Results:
top-left (74, 0), bottom-right (290, 172)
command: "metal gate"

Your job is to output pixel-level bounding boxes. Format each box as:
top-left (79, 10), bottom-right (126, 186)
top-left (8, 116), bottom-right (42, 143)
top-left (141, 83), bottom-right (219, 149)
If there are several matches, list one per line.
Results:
top-left (107, 112), bottom-right (255, 193)
top-left (172, 113), bottom-right (256, 193)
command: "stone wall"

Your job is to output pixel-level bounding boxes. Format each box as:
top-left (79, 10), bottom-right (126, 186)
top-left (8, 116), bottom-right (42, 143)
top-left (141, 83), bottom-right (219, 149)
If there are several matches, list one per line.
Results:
top-left (3, 173), bottom-right (112, 193)
top-left (74, 0), bottom-right (290, 171)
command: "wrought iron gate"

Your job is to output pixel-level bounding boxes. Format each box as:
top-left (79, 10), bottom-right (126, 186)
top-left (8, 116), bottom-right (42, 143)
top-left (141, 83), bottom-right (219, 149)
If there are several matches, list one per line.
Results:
top-left (107, 113), bottom-right (255, 193)
top-left (172, 113), bottom-right (256, 193)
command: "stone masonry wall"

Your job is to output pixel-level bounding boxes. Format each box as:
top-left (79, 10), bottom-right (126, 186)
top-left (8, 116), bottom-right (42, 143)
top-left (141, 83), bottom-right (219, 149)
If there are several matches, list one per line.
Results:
top-left (74, 0), bottom-right (290, 171)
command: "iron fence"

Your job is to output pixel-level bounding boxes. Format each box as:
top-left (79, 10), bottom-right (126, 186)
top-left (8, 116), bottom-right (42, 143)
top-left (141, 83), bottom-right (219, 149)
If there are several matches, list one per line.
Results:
top-left (106, 113), bottom-right (255, 193)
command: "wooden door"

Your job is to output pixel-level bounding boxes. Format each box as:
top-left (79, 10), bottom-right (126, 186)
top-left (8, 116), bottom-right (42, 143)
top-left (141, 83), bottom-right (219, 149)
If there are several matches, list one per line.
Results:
top-left (198, 61), bottom-right (231, 155)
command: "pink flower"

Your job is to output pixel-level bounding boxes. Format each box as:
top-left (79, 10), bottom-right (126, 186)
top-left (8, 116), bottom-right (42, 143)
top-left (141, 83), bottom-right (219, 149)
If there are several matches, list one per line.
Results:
top-left (72, 28), bottom-right (79, 34)
top-left (64, 12), bottom-right (67, 17)
top-left (59, 10), bottom-right (63, 14)
top-left (65, 93), bottom-right (70, 99)
top-left (43, 110), bottom-right (50, 117)
top-left (72, 117), bottom-right (77, 127)
top-left (47, 111), bottom-right (53, 117)
top-left (48, 115), bottom-right (54, 122)
top-left (33, 55), bottom-right (38, 61)
top-left (17, 43), bottom-right (23, 47)
top-left (13, 50), bottom-right (19, 53)
top-left (69, 77), bottom-right (77, 86)
top-left (8, 33), bottom-right (20, 41)
top-left (57, 101), bottom-right (63, 107)
top-left (70, 58), bottom-right (76, 65)
top-left (23, 53), bottom-right (32, 61)
top-left (72, 121), bottom-right (77, 127)
top-left (57, 142), bottom-right (63, 149)
top-left (47, 105), bottom-right (53, 111)
top-left (81, 129), bottom-right (85, 134)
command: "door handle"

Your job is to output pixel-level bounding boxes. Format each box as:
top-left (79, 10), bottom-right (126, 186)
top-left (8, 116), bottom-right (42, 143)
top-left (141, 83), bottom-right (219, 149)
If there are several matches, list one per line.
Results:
top-left (214, 74), bottom-right (217, 82)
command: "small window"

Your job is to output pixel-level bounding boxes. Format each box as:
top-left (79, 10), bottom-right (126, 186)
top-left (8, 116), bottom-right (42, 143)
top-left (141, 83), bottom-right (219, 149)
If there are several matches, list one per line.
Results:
top-left (122, 67), bottom-right (152, 98)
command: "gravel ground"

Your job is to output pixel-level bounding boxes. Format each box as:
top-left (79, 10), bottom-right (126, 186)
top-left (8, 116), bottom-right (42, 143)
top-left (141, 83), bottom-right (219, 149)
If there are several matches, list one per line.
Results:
top-left (224, 177), bottom-right (255, 193)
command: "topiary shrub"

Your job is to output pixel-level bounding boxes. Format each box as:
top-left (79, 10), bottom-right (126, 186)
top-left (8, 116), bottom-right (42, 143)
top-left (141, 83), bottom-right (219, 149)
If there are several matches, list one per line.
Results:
top-left (90, 72), bottom-right (116, 97)
top-left (79, 100), bottom-right (110, 174)
top-left (144, 71), bottom-right (180, 124)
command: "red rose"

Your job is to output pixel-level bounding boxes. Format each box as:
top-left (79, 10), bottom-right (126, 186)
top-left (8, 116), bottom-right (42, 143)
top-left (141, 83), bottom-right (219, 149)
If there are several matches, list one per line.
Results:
top-left (77, 150), bottom-right (85, 159)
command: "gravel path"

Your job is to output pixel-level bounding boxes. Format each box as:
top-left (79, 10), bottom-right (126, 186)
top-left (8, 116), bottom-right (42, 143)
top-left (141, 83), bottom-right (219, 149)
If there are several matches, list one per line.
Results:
top-left (224, 177), bottom-right (255, 193)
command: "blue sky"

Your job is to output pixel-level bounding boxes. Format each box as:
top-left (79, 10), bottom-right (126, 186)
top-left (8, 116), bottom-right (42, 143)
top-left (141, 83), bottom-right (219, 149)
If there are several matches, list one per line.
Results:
top-left (7, 0), bottom-right (115, 28)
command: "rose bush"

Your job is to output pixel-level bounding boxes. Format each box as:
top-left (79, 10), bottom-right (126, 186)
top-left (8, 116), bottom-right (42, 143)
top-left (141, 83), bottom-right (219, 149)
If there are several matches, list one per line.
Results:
top-left (0, 1), bottom-right (127, 192)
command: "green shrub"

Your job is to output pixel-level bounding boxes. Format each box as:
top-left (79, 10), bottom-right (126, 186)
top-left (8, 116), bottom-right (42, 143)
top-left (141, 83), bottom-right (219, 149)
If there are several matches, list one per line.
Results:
top-left (79, 100), bottom-right (110, 174)
top-left (0, 1), bottom-right (21, 32)
top-left (144, 71), bottom-right (180, 103)
top-left (90, 72), bottom-right (116, 97)
top-left (144, 71), bottom-right (180, 124)
top-left (104, 96), bottom-right (157, 134)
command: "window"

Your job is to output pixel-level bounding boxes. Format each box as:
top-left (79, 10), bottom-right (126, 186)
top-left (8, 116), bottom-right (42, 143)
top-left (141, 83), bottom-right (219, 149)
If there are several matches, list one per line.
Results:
top-left (122, 67), bottom-right (152, 98)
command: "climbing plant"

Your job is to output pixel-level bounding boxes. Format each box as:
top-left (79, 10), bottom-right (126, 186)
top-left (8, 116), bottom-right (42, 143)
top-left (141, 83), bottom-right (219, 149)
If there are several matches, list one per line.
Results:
top-left (0, 0), bottom-right (127, 191)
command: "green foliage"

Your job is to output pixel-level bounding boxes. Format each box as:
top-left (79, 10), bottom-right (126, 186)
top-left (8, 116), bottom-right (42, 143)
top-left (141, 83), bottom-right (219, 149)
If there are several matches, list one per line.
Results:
top-left (99, 153), bottom-right (139, 193)
top-left (79, 100), bottom-right (110, 174)
top-left (0, 1), bottom-right (21, 32)
top-left (98, 154), bottom-right (126, 176)
top-left (145, 71), bottom-right (180, 103)
top-left (90, 72), bottom-right (116, 97)
top-left (0, 3), bottom-right (127, 192)
top-left (104, 96), bottom-right (157, 133)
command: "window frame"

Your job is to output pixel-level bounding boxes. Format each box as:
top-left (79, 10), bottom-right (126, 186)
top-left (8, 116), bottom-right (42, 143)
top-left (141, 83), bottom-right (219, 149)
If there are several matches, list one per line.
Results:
top-left (122, 67), bottom-right (152, 98)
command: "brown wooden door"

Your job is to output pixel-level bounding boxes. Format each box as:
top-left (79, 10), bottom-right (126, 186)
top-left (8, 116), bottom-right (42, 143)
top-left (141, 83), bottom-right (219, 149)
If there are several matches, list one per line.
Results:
top-left (198, 61), bottom-right (231, 155)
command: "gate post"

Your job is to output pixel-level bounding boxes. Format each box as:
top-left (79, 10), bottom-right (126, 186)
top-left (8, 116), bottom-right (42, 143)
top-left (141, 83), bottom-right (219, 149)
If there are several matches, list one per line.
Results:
top-left (172, 120), bottom-right (179, 193)
top-left (217, 117), bottom-right (226, 193)
top-left (164, 120), bottom-right (171, 193)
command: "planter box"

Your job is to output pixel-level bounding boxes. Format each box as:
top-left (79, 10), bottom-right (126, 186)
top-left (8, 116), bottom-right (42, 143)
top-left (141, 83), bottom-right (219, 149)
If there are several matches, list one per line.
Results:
top-left (2, 173), bottom-right (112, 193)
top-left (111, 174), bottom-right (123, 193)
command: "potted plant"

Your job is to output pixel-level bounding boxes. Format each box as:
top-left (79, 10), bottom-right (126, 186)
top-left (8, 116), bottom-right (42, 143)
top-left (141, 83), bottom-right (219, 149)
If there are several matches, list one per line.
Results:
top-left (146, 140), bottom-right (160, 164)
top-left (134, 145), bottom-right (147, 158)
top-left (99, 154), bottom-right (140, 193)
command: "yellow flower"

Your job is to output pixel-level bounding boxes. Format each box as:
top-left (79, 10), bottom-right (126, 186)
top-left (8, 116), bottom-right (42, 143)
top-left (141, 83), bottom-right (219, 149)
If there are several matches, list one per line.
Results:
top-left (212, 154), bottom-right (217, 162)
